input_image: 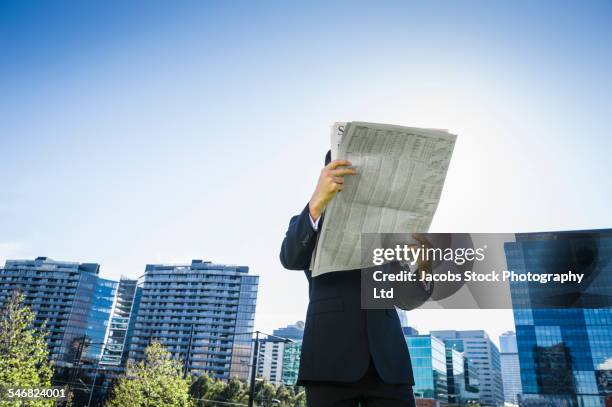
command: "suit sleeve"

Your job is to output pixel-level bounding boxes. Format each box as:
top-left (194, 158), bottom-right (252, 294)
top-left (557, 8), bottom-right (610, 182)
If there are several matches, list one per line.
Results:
top-left (279, 204), bottom-right (319, 270)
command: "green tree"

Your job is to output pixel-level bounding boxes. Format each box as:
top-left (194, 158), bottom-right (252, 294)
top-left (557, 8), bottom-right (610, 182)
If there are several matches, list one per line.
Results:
top-left (274, 384), bottom-right (294, 406)
top-left (106, 341), bottom-right (192, 407)
top-left (0, 290), bottom-right (54, 407)
top-left (190, 375), bottom-right (250, 406)
top-left (219, 378), bottom-right (247, 404)
top-left (189, 374), bottom-right (227, 406)
top-left (293, 389), bottom-right (306, 407)
top-left (253, 379), bottom-right (277, 406)
top-left (191, 373), bottom-right (307, 406)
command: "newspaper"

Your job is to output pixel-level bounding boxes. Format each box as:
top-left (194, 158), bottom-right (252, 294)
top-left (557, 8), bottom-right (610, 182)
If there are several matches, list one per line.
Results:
top-left (311, 121), bottom-right (457, 277)
top-left (330, 122), bottom-right (346, 160)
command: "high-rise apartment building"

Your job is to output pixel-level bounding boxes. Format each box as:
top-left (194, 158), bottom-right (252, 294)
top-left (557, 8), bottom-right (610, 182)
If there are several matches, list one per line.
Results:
top-left (499, 331), bottom-right (522, 405)
top-left (430, 330), bottom-right (504, 407)
top-left (128, 260), bottom-right (258, 381)
top-left (256, 338), bottom-right (287, 385)
top-left (0, 257), bottom-right (115, 366)
top-left (252, 322), bottom-right (305, 386)
top-left (274, 321), bottom-right (304, 386)
top-left (506, 230), bottom-right (612, 406)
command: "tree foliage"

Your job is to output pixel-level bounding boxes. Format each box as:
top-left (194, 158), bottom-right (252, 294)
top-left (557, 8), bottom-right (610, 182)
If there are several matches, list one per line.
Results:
top-left (106, 340), bottom-right (306, 406)
top-left (190, 374), bottom-right (229, 405)
top-left (106, 341), bottom-right (192, 407)
top-left (0, 290), bottom-right (54, 407)
top-left (190, 373), bottom-right (305, 407)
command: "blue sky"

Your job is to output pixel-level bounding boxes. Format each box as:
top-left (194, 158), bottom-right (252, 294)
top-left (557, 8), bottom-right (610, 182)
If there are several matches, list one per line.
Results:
top-left (1, 0), bottom-right (611, 344)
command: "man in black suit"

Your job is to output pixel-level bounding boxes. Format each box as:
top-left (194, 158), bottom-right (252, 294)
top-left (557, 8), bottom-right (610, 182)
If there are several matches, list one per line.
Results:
top-left (280, 151), bottom-right (417, 407)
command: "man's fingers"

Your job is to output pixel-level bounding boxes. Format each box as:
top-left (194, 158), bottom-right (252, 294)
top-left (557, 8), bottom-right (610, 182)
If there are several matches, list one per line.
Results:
top-left (322, 161), bottom-right (355, 194)
top-left (412, 233), bottom-right (432, 248)
top-left (327, 160), bottom-right (352, 170)
top-left (331, 168), bottom-right (357, 177)
top-left (413, 234), bottom-right (428, 245)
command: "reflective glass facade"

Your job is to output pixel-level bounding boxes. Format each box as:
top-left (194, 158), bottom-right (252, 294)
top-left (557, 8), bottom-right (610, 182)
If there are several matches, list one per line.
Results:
top-left (404, 334), bottom-right (448, 403)
top-left (281, 341), bottom-right (302, 386)
top-left (446, 347), bottom-right (464, 404)
top-left (431, 330), bottom-right (504, 407)
top-left (100, 278), bottom-right (139, 366)
top-left (506, 231), bottom-right (612, 407)
top-left (272, 322), bottom-right (304, 386)
top-left (445, 346), bottom-right (480, 405)
top-left (499, 331), bottom-right (522, 405)
top-left (128, 260), bottom-right (258, 381)
top-left (81, 277), bottom-right (117, 363)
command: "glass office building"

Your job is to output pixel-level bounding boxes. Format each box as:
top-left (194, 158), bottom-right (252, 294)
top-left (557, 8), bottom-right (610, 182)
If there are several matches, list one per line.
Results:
top-left (445, 345), bottom-right (480, 405)
top-left (499, 331), bottom-right (522, 405)
top-left (431, 330), bottom-right (504, 407)
top-left (128, 260), bottom-right (258, 380)
top-left (272, 321), bottom-right (304, 386)
top-left (446, 346), bottom-right (465, 405)
top-left (281, 342), bottom-right (302, 386)
top-left (463, 355), bottom-right (481, 403)
top-left (506, 231), bottom-right (612, 407)
top-left (0, 257), bottom-right (115, 365)
top-left (404, 333), bottom-right (449, 403)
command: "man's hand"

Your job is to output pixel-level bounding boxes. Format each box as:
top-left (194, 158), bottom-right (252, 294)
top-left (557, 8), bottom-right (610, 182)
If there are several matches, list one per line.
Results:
top-left (309, 159), bottom-right (357, 221)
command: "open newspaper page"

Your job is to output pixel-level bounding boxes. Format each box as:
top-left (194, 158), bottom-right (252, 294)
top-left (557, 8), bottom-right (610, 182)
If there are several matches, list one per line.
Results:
top-left (311, 121), bottom-right (457, 277)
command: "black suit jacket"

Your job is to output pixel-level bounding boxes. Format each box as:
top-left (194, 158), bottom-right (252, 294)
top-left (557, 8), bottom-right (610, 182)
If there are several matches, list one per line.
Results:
top-left (279, 155), bottom-right (414, 386)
